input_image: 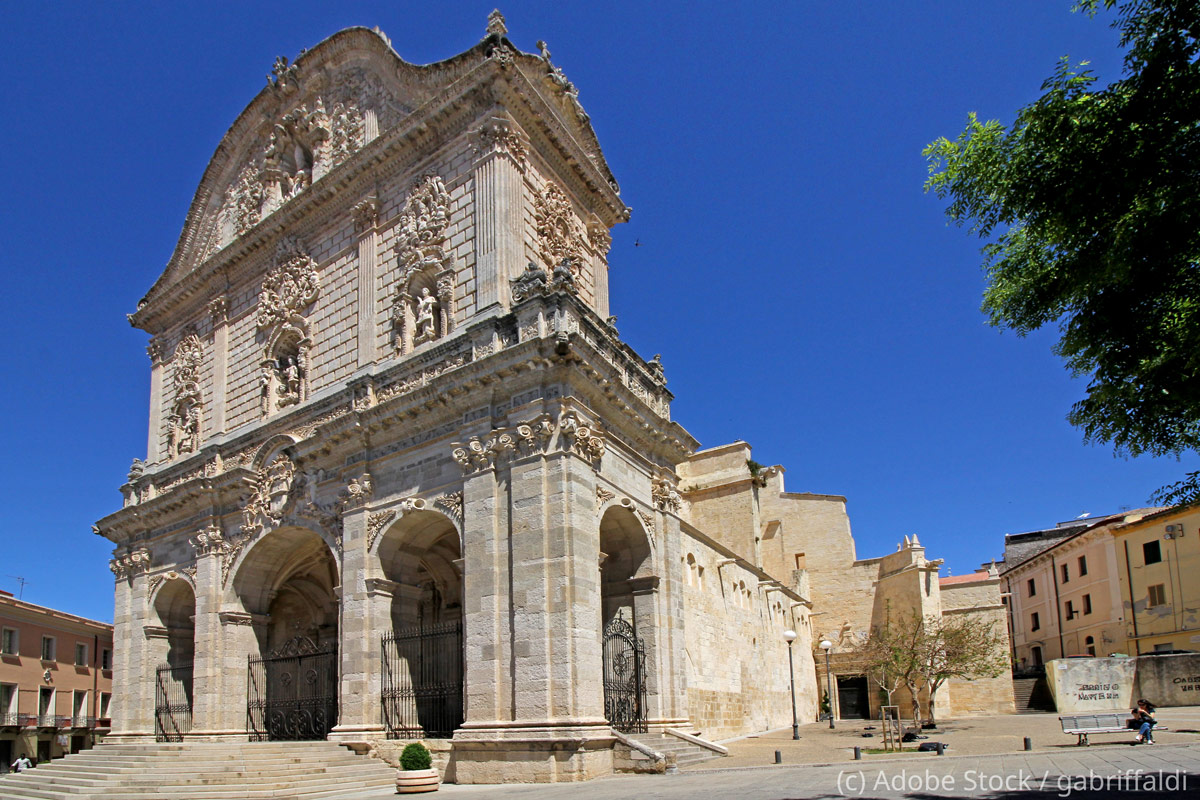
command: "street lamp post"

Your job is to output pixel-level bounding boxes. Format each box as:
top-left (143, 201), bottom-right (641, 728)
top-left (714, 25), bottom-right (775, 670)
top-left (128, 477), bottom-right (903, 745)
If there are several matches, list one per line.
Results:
top-left (783, 630), bottom-right (799, 740)
top-left (820, 639), bottom-right (834, 729)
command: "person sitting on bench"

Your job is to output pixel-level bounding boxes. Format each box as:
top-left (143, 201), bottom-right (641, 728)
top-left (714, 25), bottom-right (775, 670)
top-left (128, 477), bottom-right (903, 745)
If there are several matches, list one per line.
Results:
top-left (1131, 698), bottom-right (1157, 744)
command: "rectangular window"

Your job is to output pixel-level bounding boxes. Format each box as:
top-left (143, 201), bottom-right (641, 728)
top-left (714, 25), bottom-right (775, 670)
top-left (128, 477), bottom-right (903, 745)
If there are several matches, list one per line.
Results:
top-left (1027, 578), bottom-right (1036, 597)
top-left (41, 636), bottom-right (55, 662)
top-left (1065, 600), bottom-right (1076, 621)
top-left (1061, 564), bottom-right (1070, 583)
top-left (0, 627), bottom-right (17, 655)
top-left (1031, 612), bottom-right (1041, 631)
top-left (74, 643), bottom-right (88, 667)
top-left (38, 687), bottom-right (53, 716)
top-left (1144, 540), bottom-right (1163, 564)
top-left (1154, 642), bottom-right (1175, 652)
top-left (0, 683), bottom-right (16, 716)
top-left (101, 648), bottom-right (112, 671)
top-left (1148, 584), bottom-right (1167, 607)
top-left (99, 692), bottom-right (112, 719)
top-left (1083, 594), bottom-right (1092, 615)
top-left (72, 690), bottom-right (86, 721)
top-left (1078, 555), bottom-right (1088, 576)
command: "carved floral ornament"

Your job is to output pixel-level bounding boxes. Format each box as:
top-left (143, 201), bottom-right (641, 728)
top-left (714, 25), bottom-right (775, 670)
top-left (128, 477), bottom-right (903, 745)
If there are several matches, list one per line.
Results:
top-left (396, 175), bottom-right (452, 278)
top-left (452, 414), bottom-right (556, 474)
top-left (534, 182), bottom-right (585, 273)
top-left (652, 477), bottom-right (683, 513)
top-left (473, 119), bottom-right (527, 169)
top-left (392, 175), bottom-right (456, 353)
top-left (110, 548), bottom-right (152, 580)
top-left (258, 237), bottom-right (319, 331)
top-left (559, 410), bottom-right (606, 463)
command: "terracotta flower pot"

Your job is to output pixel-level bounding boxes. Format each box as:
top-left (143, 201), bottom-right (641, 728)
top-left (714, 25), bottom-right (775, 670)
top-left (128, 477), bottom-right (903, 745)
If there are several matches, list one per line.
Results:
top-left (396, 767), bottom-right (440, 793)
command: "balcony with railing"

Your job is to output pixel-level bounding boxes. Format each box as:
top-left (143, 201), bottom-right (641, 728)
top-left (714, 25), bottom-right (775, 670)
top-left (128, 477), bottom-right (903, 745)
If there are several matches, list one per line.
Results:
top-left (71, 715), bottom-right (90, 728)
top-left (0, 711), bottom-right (19, 728)
top-left (37, 713), bottom-right (57, 728)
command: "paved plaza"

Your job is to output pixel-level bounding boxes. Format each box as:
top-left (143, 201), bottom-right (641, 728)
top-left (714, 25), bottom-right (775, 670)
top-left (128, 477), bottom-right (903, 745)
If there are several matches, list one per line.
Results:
top-left (332, 708), bottom-right (1200, 799)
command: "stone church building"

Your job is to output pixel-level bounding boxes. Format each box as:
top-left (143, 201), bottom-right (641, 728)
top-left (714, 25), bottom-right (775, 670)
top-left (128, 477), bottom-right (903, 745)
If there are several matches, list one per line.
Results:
top-left (95, 14), bottom-right (1010, 783)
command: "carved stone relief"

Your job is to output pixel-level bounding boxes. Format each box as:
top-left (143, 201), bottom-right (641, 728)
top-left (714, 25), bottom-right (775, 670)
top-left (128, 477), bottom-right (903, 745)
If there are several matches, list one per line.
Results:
top-left (559, 410), bottom-right (605, 463)
top-left (110, 548), bottom-right (151, 581)
top-left (166, 331), bottom-right (204, 459)
top-left (473, 119), bottom-right (527, 170)
top-left (511, 260), bottom-right (576, 303)
top-left (652, 477), bottom-right (683, 513)
top-left (392, 175), bottom-right (456, 353)
top-left (258, 238), bottom-right (318, 415)
top-left (534, 182), bottom-right (585, 273)
top-left (366, 510), bottom-right (396, 552)
top-left (451, 413), bottom-right (556, 474)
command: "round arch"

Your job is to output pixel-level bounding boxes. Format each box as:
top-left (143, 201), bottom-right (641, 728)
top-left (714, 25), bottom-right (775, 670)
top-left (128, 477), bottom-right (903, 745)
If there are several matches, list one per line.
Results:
top-left (152, 578), bottom-right (196, 668)
top-left (598, 505), bottom-right (653, 628)
top-left (377, 508), bottom-right (462, 629)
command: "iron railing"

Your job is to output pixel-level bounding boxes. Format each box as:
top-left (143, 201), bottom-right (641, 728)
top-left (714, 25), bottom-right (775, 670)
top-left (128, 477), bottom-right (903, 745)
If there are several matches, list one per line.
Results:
top-left (0, 711), bottom-right (18, 726)
top-left (603, 613), bottom-right (647, 733)
top-left (247, 639), bottom-right (337, 741)
top-left (155, 662), bottom-right (194, 742)
top-left (382, 621), bottom-right (463, 739)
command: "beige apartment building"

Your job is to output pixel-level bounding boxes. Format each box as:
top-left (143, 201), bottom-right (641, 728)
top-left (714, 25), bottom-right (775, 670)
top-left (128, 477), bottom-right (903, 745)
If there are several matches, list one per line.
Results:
top-left (0, 591), bottom-right (113, 769)
top-left (1112, 507), bottom-right (1200, 655)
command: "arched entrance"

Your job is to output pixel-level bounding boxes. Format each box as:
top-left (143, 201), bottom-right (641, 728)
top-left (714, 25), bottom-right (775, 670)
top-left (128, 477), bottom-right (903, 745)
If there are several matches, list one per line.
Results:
top-left (232, 526), bottom-right (340, 741)
top-left (377, 507), bottom-right (463, 738)
top-left (152, 579), bottom-right (195, 741)
top-left (599, 506), bottom-right (652, 733)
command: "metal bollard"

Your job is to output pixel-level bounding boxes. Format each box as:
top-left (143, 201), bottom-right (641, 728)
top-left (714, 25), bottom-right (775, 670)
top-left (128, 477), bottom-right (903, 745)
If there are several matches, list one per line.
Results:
top-left (775, 749), bottom-right (782, 764)
top-left (1024, 737), bottom-right (1033, 751)
top-left (936, 742), bottom-right (944, 756)
top-left (854, 746), bottom-right (862, 760)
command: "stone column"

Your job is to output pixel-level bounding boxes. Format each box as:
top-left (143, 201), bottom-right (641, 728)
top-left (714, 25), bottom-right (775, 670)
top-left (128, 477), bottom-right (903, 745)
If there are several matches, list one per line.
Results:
top-left (352, 196), bottom-right (380, 368)
top-left (211, 611), bottom-right (263, 734)
top-left (207, 297), bottom-right (229, 435)
top-left (189, 543), bottom-right (239, 737)
top-left (472, 117), bottom-right (526, 312)
top-left (330, 506), bottom-right (378, 740)
top-left (108, 570), bottom-right (141, 737)
top-left (651, 512), bottom-right (690, 728)
top-left (146, 339), bottom-right (165, 463)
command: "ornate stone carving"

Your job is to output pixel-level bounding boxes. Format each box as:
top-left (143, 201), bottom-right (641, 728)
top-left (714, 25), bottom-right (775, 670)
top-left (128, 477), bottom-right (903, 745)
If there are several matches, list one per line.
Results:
top-left (258, 237), bottom-right (319, 331)
top-left (366, 510), bottom-right (396, 552)
top-left (474, 119), bottom-right (527, 169)
top-left (338, 472), bottom-right (373, 510)
top-left (652, 477), bottom-right (682, 513)
top-left (167, 331), bottom-right (204, 459)
top-left (396, 175), bottom-right (451, 279)
top-left (596, 486), bottom-right (615, 509)
top-left (127, 459), bottom-right (145, 483)
top-left (636, 508), bottom-right (655, 532)
top-left (588, 222), bottom-right (612, 256)
top-left (241, 453), bottom-right (298, 536)
top-left (109, 548), bottom-right (151, 580)
top-left (559, 410), bottom-right (605, 463)
top-left (451, 414), bottom-right (557, 474)
top-left (434, 492), bottom-right (463, 525)
top-left (207, 295), bottom-right (229, 323)
top-left (267, 55), bottom-right (299, 92)
top-left (181, 565), bottom-right (197, 582)
top-left (190, 524), bottom-right (227, 557)
top-left (511, 260), bottom-right (577, 303)
top-left (488, 43), bottom-right (515, 67)
top-left (392, 175), bottom-right (456, 352)
top-left (351, 195), bottom-right (379, 233)
top-left (147, 338), bottom-right (166, 365)
top-left (486, 9), bottom-right (507, 36)
top-left (224, 161), bottom-right (263, 239)
top-left (534, 182), bottom-right (584, 272)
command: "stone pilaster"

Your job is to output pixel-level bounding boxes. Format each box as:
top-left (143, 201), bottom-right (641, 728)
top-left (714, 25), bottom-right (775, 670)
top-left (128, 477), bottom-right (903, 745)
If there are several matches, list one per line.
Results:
top-left (146, 339), bottom-right (165, 463)
top-left (471, 117), bottom-right (525, 312)
top-left (108, 574), bottom-right (141, 736)
top-left (208, 297), bottom-right (229, 434)
top-left (330, 506), bottom-right (377, 739)
top-left (189, 551), bottom-right (236, 736)
top-left (352, 196), bottom-right (380, 368)
top-left (654, 513), bottom-right (690, 727)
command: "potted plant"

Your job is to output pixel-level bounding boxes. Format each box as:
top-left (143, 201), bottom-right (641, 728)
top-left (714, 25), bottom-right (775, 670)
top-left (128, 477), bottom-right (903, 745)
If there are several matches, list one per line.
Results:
top-left (395, 741), bottom-right (439, 794)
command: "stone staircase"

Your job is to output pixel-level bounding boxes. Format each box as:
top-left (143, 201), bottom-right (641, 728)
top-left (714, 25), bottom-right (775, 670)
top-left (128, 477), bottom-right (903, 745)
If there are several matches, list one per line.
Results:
top-left (0, 740), bottom-right (396, 800)
top-left (625, 731), bottom-right (727, 768)
top-left (1013, 676), bottom-right (1056, 713)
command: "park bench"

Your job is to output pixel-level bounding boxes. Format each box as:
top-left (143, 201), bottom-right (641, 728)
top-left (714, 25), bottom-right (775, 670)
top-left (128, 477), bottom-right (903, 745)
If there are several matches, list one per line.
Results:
top-left (1059, 713), bottom-right (1166, 745)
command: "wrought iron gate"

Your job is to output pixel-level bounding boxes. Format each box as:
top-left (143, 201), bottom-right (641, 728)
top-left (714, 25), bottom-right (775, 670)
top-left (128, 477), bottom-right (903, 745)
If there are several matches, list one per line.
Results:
top-left (154, 662), bottom-right (193, 742)
top-left (246, 637), bottom-right (338, 741)
top-left (382, 621), bottom-right (463, 738)
top-left (603, 613), bottom-right (647, 733)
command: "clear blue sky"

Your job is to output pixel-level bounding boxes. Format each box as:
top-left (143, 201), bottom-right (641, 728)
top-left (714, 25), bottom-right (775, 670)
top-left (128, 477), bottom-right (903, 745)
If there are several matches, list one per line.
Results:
top-left (0, 2), bottom-right (1183, 622)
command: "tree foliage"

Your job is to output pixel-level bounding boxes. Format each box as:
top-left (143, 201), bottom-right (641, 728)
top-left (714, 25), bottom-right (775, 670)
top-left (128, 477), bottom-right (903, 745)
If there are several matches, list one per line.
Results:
top-left (924, 2), bottom-right (1200, 484)
top-left (854, 611), bottom-right (1008, 724)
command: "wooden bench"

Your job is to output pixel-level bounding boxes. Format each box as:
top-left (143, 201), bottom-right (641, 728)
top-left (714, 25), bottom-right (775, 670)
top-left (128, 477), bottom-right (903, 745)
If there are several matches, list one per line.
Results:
top-left (1059, 713), bottom-right (1165, 745)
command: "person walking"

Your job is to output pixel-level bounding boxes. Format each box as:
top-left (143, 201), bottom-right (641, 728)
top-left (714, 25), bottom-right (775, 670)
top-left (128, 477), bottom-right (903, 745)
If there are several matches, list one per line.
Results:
top-left (1132, 698), bottom-right (1157, 744)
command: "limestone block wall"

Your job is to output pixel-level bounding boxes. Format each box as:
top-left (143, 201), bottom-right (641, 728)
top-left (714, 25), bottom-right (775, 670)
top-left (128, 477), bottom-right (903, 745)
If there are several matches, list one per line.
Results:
top-left (680, 537), bottom-right (816, 739)
top-left (940, 579), bottom-right (1016, 716)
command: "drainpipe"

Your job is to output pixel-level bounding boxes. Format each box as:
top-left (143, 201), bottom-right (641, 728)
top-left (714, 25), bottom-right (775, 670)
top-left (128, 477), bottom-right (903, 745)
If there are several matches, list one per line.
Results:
top-left (1123, 540), bottom-right (1140, 656)
top-left (1051, 555), bottom-right (1065, 659)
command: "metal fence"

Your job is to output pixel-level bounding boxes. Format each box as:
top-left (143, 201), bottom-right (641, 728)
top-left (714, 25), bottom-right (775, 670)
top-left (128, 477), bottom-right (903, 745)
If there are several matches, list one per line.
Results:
top-left (155, 662), bottom-right (194, 742)
top-left (382, 621), bottom-right (463, 739)
top-left (247, 642), bottom-right (338, 741)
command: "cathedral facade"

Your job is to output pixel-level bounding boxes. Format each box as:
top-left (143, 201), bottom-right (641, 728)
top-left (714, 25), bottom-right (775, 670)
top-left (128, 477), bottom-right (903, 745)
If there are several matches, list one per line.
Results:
top-left (95, 15), bottom-right (819, 783)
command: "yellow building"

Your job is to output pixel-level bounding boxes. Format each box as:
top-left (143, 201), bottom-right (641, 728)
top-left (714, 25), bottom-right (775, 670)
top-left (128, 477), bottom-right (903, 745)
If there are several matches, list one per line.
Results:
top-left (1113, 507), bottom-right (1200, 655)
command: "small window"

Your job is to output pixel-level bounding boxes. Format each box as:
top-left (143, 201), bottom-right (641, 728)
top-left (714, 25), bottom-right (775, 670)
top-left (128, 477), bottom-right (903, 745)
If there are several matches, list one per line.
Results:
top-left (1083, 594), bottom-right (1092, 615)
top-left (1065, 600), bottom-right (1076, 621)
top-left (794, 552), bottom-right (807, 570)
top-left (0, 628), bottom-right (17, 655)
top-left (0, 683), bottom-right (16, 715)
top-left (101, 649), bottom-right (112, 671)
top-left (1078, 555), bottom-right (1088, 576)
top-left (1060, 564), bottom-right (1070, 583)
top-left (1085, 636), bottom-right (1096, 656)
top-left (1031, 612), bottom-right (1041, 631)
top-left (74, 643), bottom-right (88, 667)
top-left (1144, 540), bottom-right (1163, 565)
top-left (1153, 642), bottom-right (1175, 652)
top-left (1027, 578), bottom-right (1036, 597)
top-left (99, 692), bottom-right (112, 719)
top-left (41, 636), bottom-right (56, 662)
top-left (1148, 583), bottom-right (1167, 607)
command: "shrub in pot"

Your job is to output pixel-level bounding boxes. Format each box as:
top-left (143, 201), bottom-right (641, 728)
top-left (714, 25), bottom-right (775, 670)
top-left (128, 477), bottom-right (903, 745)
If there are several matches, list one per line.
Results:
top-left (396, 742), bottom-right (439, 794)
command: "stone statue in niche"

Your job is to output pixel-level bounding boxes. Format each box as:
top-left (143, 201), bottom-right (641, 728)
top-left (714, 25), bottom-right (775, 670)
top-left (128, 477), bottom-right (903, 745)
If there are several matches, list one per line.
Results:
top-left (278, 355), bottom-right (302, 408)
top-left (415, 288), bottom-right (438, 343)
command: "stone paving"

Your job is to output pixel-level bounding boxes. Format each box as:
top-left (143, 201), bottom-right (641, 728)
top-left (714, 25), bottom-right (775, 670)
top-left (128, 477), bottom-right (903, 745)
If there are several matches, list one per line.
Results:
top-left (333, 708), bottom-right (1200, 799)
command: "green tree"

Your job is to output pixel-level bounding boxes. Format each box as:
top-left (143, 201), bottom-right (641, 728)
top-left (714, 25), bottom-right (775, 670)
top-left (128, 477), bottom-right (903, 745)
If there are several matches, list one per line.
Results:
top-left (924, 1), bottom-right (1200, 503)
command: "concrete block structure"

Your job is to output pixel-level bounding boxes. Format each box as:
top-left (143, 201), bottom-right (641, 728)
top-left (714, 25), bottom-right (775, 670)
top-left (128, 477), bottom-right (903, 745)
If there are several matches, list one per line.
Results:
top-left (94, 14), bottom-right (1013, 782)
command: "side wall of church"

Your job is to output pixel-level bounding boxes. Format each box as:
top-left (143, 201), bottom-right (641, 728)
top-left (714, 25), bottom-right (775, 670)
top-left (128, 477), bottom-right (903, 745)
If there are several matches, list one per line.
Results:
top-left (940, 579), bottom-right (1016, 716)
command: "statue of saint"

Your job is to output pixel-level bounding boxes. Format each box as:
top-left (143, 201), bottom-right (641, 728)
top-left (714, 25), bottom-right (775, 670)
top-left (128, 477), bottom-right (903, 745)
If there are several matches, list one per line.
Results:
top-left (416, 288), bottom-right (438, 340)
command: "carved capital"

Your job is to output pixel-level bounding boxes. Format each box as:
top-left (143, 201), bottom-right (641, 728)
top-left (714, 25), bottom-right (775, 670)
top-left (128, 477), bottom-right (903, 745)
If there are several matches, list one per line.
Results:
top-left (207, 295), bottom-right (229, 323)
top-left (351, 195), bottom-right (379, 233)
top-left (652, 477), bottom-right (682, 513)
top-left (473, 119), bottom-right (527, 170)
top-left (110, 548), bottom-right (152, 581)
top-left (189, 524), bottom-right (226, 557)
top-left (147, 338), bottom-right (166, 366)
top-left (337, 472), bottom-right (374, 510)
top-left (559, 410), bottom-right (605, 463)
top-left (451, 414), bottom-right (556, 475)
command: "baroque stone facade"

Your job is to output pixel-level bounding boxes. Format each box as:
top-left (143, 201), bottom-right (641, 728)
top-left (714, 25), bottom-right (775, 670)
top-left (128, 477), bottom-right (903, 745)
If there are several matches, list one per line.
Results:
top-left (95, 14), bottom-right (1008, 785)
